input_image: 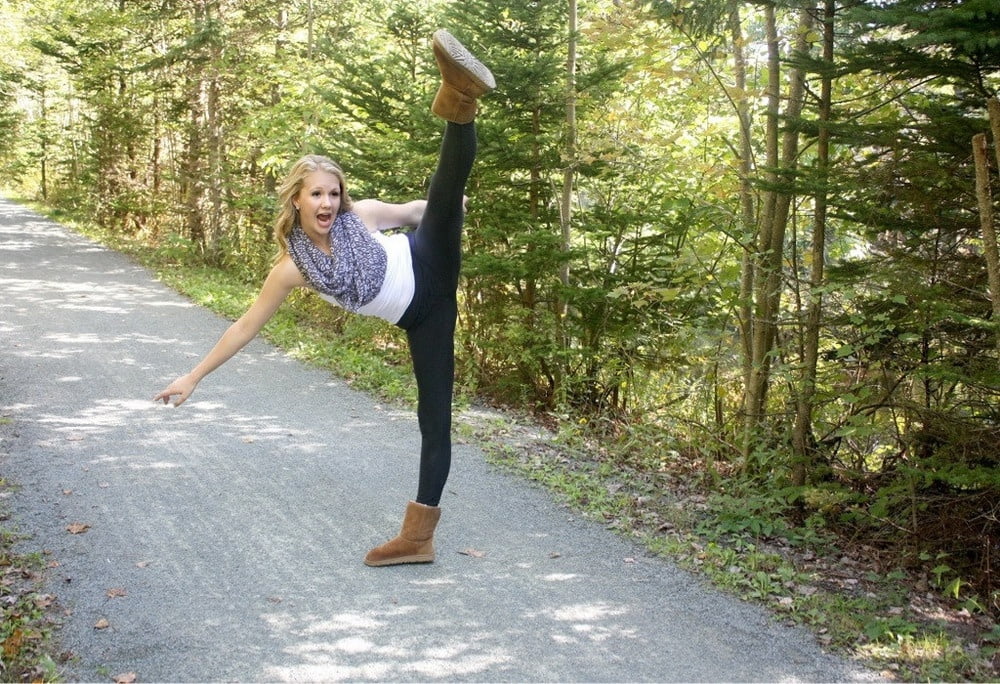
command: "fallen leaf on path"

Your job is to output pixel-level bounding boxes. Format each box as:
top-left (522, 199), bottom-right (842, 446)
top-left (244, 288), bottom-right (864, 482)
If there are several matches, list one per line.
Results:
top-left (106, 587), bottom-right (127, 598)
top-left (66, 523), bottom-right (90, 534)
top-left (66, 434), bottom-right (85, 442)
top-left (113, 672), bottom-right (137, 683)
top-left (549, 552), bottom-right (562, 559)
top-left (94, 618), bottom-right (110, 630)
top-left (62, 489), bottom-right (72, 496)
top-left (624, 557), bottom-right (636, 563)
top-left (3, 629), bottom-right (23, 658)
top-left (135, 561), bottom-right (150, 569)
top-left (458, 548), bottom-right (485, 558)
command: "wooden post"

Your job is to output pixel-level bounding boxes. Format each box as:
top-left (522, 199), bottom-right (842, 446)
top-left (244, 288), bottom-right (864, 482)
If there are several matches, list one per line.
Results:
top-left (988, 99), bottom-right (1000, 171)
top-left (972, 132), bottom-right (1000, 355)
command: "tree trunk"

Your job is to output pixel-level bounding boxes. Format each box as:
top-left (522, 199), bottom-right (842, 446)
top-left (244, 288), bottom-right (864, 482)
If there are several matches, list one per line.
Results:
top-left (989, 98), bottom-right (1000, 171)
top-left (792, 0), bottom-right (834, 487)
top-left (152, 90), bottom-right (162, 195)
top-left (559, 0), bottom-right (577, 299)
top-left (183, 0), bottom-right (226, 257)
top-left (39, 84), bottom-right (48, 201)
top-left (741, 2), bottom-right (781, 465)
top-left (988, 99), bottom-right (1000, 354)
top-left (265, 5), bottom-right (288, 195)
top-left (550, 0), bottom-right (579, 405)
top-left (204, 1), bottom-right (225, 262)
top-left (731, 0), bottom-right (756, 403)
top-left (184, 0), bottom-right (208, 247)
top-left (743, 4), bottom-right (813, 467)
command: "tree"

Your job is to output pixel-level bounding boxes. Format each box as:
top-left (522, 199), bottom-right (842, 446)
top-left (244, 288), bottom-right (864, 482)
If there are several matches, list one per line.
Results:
top-left (791, 0), bottom-right (835, 488)
top-left (0, 8), bottom-right (29, 185)
top-left (820, 0), bottom-right (1000, 588)
top-left (448, 0), bottom-right (574, 406)
top-left (742, 4), bottom-right (817, 467)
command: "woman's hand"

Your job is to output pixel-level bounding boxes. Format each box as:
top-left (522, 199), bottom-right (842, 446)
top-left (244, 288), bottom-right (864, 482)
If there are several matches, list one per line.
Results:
top-left (154, 374), bottom-right (198, 407)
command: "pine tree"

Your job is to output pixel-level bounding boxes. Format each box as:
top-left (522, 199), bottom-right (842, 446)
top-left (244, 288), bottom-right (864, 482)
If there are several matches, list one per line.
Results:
top-left (827, 0), bottom-right (1000, 587)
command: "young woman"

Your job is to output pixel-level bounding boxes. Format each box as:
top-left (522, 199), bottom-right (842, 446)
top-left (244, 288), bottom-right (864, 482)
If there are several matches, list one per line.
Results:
top-left (154, 29), bottom-right (495, 567)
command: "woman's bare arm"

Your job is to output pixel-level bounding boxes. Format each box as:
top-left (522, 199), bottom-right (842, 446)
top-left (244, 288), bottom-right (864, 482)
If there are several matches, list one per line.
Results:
top-left (153, 257), bottom-right (305, 406)
top-left (353, 199), bottom-right (427, 233)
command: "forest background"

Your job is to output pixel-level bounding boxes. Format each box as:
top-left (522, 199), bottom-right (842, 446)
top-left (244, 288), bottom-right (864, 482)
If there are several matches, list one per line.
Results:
top-left (1, 0), bottom-right (999, 677)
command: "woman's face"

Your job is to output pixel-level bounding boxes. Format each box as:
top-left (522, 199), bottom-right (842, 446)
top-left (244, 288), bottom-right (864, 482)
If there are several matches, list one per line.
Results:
top-left (295, 170), bottom-right (343, 248)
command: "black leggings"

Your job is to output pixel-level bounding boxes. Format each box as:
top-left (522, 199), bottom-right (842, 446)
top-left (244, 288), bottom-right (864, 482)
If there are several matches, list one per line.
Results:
top-left (395, 122), bottom-right (476, 507)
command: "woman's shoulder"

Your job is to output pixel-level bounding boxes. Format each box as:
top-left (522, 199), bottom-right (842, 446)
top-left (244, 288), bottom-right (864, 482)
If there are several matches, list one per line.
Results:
top-left (270, 253), bottom-right (307, 287)
top-left (350, 199), bottom-right (379, 231)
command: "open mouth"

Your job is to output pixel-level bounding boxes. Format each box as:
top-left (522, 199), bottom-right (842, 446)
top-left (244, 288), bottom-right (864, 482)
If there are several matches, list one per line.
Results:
top-left (316, 212), bottom-right (333, 227)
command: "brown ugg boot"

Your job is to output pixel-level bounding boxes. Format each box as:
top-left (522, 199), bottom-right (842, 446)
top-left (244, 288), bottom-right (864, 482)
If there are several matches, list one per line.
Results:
top-left (431, 29), bottom-right (496, 124)
top-left (364, 501), bottom-right (442, 567)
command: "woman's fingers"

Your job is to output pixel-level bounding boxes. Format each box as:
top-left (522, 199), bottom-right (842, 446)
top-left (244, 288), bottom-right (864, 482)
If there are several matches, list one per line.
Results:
top-left (153, 384), bottom-right (185, 405)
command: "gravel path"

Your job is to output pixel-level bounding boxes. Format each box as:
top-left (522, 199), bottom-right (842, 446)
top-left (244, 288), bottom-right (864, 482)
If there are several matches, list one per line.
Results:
top-left (0, 198), bottom-right (878, 682)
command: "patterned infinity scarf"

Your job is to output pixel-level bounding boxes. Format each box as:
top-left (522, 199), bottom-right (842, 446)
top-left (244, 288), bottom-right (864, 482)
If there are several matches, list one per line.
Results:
top-left (286, 211), bottom-right (388, 312)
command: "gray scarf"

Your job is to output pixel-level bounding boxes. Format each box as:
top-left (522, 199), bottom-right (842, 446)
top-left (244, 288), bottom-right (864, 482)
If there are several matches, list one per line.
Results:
top-left (286, 211), bottom-right (387, 312)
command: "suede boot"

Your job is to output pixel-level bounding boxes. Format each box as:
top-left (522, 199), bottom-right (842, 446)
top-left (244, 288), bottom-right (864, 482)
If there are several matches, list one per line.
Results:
top-left (431, 29), bottom-right (496, 124)
top-left (364, 501), bottom-right (442, 567)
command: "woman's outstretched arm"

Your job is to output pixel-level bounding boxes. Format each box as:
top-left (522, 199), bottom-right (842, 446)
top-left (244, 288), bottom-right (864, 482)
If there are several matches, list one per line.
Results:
top-left (154, 256), bottom-right (305, 407)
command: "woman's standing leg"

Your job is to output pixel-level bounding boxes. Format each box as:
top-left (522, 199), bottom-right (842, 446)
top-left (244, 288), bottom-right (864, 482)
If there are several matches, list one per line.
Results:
top-left (408, 297), bottom-right (458, 507)
top-left (364, 30), bottom-right (493, 567)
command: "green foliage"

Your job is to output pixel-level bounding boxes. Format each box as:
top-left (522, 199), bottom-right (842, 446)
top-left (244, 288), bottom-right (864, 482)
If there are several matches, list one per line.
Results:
top-left (844, 0), bottom-right (1000, 94)
top-left (863, 614), bottom-right (919, 642)
top-left (803, 0), bottom-right (1000, 601)
top-left (0, 62), bottom-right (26, 182)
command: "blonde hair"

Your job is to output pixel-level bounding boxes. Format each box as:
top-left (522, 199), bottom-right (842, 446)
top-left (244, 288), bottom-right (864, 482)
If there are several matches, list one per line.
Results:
top-left (272, 154), bottom-right (353, 263)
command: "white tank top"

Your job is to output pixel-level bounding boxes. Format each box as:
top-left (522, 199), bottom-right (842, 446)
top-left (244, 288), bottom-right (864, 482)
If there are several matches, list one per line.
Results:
top-left (317, 231), bottom-right (414, 324)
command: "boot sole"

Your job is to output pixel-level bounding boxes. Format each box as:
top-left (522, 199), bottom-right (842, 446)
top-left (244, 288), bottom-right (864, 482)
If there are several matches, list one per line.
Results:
top-left (432, 30), bottom-right (496, 91)
top-left (364, 554), bottom-right (435, 567)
